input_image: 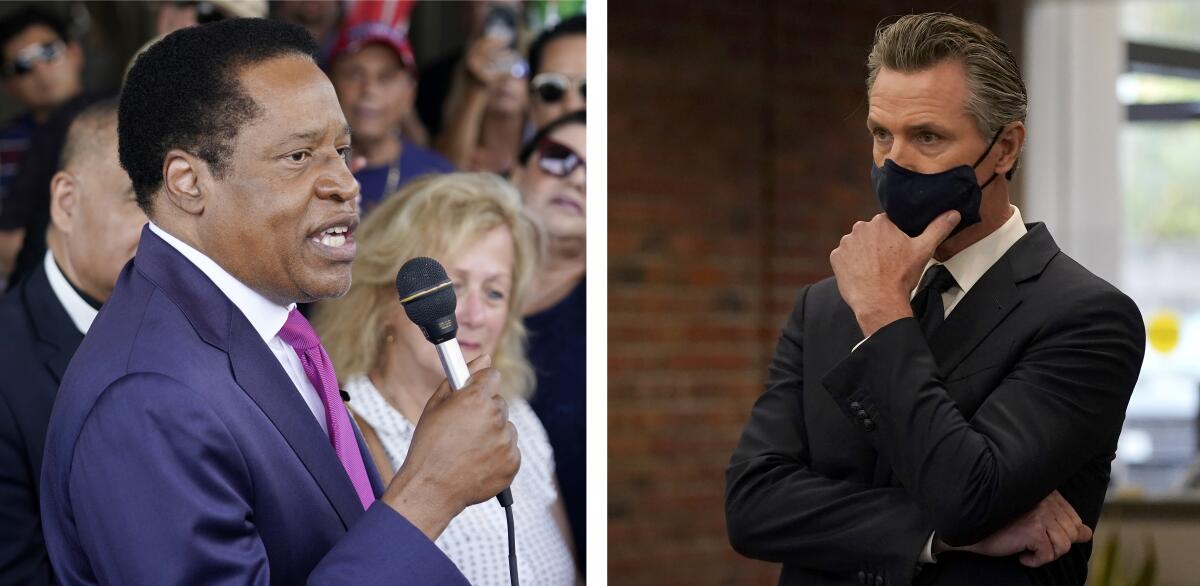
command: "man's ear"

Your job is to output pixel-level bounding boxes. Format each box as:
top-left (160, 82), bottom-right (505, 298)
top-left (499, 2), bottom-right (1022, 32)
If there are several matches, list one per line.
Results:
top-left (49, 170), bottom-right (80, 235)
top-left (995, 122), bottom-right (1026, 178)
top-left (162, 149), bottom-right (207, 216)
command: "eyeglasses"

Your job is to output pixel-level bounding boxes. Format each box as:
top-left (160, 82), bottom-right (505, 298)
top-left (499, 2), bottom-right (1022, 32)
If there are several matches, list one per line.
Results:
top-left (3, 41), bottom-right (65, 78)
top-left (531, 73), bottom-right (585, 104)
top-left (535, 139), bottom-right (585, 180)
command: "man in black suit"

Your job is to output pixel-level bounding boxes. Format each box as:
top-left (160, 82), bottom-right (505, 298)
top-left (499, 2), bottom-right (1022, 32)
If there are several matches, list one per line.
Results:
top-left (0, 99), bottom-right (145, 585)
top-left (726, 13), bottom-right (1145, 586)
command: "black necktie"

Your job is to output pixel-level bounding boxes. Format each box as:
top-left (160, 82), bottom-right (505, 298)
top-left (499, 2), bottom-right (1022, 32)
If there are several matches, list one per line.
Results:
top-left (911, 264), bottom-right (958, 337)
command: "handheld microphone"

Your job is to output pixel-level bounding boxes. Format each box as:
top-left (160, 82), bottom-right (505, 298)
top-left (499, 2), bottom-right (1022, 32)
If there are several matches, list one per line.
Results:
top-left (395, 256), bottom-right (514, 509)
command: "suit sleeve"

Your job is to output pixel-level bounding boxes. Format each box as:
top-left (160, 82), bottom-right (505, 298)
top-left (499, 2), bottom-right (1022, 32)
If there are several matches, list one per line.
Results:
top-left (68, 373), bottom-right (466, 585)
top-left (725, 286), bottom-right (932, 576)
top-left (822, 288), bottom-right (1145, 546)
top-left (0, 387), bottom-right (54, 586)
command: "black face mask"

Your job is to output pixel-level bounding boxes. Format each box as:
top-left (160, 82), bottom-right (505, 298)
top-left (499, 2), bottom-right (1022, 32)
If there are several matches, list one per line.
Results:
top-left (870, 128), bottom-right (1005, 238)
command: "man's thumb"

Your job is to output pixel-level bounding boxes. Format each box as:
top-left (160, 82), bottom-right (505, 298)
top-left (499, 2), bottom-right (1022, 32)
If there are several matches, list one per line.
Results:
top-left (916, 210), bottom-right (961, 251)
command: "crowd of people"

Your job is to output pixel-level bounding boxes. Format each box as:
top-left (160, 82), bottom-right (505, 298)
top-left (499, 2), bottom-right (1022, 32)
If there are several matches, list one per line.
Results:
top-left (0, 2), bottom-right (586, 584)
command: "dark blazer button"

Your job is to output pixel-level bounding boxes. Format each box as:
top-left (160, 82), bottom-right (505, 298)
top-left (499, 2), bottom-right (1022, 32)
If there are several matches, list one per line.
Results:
top-left (850, 401), bottom-right (862, 410)
top-left (863, 419), bottom-right (876, 432)
top-left (856, 409), bottom-right (869, 419)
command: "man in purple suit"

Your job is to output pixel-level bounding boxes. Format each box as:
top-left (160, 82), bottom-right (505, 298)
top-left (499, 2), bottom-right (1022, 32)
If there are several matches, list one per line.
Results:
top-left (40, 19), bottom-right (519, 584)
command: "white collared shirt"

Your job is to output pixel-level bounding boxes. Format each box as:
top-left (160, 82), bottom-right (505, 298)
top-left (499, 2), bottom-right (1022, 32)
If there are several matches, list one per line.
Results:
top-left (148, 222), bottom-right (328, 434)
top-left (915, 205), bottom-right (1028, 317)
top-left (44, 250), bottom-right (98, 334)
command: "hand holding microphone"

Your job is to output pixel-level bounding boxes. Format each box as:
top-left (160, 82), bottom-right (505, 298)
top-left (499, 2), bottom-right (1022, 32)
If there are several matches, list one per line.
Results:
top-left (395, 256), bottom-right (517, 508)
top-left (381, 258), bottom-right (519, 540)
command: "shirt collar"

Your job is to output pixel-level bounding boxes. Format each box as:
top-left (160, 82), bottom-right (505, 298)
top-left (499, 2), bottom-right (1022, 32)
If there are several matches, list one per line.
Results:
top-left (914, 205), bottom-right (1028, 297)
top-left (43, 250), bottom-right (98, 334)
top-left (148, 222), bottom-right (293, 343)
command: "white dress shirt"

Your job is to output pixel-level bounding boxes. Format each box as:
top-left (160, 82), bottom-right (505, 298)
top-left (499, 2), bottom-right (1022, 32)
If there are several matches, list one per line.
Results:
top-left (148, 222), bottom-right (328, 434)
top-left (916, 205), bottom-right (1028, 318)
top-left (44, 250), bottom-right (99, 335)
top-left (847, 207), bottom-right (1028, 563)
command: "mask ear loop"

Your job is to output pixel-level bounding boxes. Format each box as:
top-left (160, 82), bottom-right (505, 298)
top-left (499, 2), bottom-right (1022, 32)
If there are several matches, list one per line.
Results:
top-left (973, 126), bottom-right (1007, 189)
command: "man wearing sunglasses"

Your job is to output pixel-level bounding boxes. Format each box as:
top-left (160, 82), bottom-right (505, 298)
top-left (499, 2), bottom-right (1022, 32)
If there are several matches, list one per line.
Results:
top-left (0, 7), bottom-right (84, 285)
top-left (527, 13), bottom-right (585, 129)
top-left (513, 109), bottom-right (587, 570)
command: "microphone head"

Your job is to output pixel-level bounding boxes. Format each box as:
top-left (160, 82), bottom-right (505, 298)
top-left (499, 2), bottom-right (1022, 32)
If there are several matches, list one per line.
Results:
top-left (395, 257), bottom-right (458, 344)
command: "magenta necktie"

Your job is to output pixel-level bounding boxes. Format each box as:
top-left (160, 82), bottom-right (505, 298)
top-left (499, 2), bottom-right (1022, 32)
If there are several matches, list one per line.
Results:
top-left (277, 308), bottom-right (374, 510)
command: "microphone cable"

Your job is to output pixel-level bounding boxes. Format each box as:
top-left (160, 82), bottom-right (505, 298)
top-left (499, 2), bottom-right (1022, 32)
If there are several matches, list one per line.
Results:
top-left (505, 502), bottom-right (519, 586)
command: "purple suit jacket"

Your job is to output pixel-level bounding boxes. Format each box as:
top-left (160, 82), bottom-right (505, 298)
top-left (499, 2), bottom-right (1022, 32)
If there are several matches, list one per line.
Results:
top-left (40, 226), bottom-right (468, 585)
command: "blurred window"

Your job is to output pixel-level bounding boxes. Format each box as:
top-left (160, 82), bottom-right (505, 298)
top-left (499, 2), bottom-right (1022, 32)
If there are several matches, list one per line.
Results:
top-left (1113, 0), bottom-right (1200, 493)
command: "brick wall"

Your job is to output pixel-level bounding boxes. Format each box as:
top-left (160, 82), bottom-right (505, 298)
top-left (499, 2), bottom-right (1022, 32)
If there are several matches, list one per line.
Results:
top-left (609, 2), bottom-right (1006, 583)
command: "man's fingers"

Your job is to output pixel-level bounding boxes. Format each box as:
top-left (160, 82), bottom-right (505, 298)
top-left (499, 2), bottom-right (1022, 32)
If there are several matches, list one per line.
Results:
top-left (1022, 525), bottom-right (1060, 566)
top-left (1055, 492), bottom-right (1087, 535)
top-left (1017, 534), bottom-right (1055, 568)
top-left (1019, 550), bottom-right (1046, 568)
top-left (913, 209), bottom-right (961, 252)
top-left (492, 392), bottom-right (510, 422)
top-left (1018, 537), bottom-right (1042, 567)
top-left (1046, 522), bottom-right (1071, 559)
top-left (1047, 498), bottom-right (1079, 543)
top-left (425, 377), bottom-right (455, 409)
top-left (1078, 524), bottom-right (1093, 542)
top-left (1049, 491), bottom-right (1091, 543)
top-left (467, 353), bottom-right (492, 375)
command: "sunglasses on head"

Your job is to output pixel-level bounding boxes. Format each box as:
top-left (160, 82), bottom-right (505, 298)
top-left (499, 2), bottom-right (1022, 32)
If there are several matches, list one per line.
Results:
top-left (531, 73), bottom-right (585, 104)
top-left (3, 41), bottom-right (65, 78)
top-left (535, 139), bottom-right (585, 180)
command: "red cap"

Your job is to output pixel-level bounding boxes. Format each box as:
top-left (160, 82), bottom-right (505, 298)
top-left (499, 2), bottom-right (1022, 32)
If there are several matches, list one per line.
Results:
top-left (327, 0), bottom-right (417, 71)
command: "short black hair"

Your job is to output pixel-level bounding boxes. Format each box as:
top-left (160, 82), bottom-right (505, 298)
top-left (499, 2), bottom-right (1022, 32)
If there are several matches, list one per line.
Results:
top-left (0, 6), bottom-right (70, 56)
top-left (527, 13), bottom-right (585, 78)
top-left (519, 109), bottom-right (585, 164)
top-left (119, 18), bottom-right (317, 215)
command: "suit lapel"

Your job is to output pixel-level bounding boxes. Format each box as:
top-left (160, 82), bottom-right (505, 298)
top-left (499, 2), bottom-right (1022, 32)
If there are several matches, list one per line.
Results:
top-left (928, 223), bottom-right (1060, 377)
top-left (134, 226), bottom-right (366, 529)
top-left (227, 307), bottom-right (366, 529)
top-left (928, 257), bottom-right (1021, 377)
top-left (24, 262), bottom-right (84, 385)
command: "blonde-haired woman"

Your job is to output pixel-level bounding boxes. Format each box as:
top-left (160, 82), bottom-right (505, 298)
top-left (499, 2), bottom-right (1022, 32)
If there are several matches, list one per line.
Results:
top-left (313, 173), bottom-right (577, 585)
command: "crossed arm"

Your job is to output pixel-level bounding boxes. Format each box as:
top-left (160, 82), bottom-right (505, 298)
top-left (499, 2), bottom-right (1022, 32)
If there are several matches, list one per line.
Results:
top-left (823, 293), bottom-right (1143, 547)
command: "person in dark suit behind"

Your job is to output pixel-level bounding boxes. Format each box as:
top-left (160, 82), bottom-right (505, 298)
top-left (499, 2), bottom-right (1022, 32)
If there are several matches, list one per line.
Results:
top-left (0, 98), bottom-right (145, 586)
top-left (726, 13), bottom-right (1145, 586)
top-left (41, 19), bottom-right (519, 584)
